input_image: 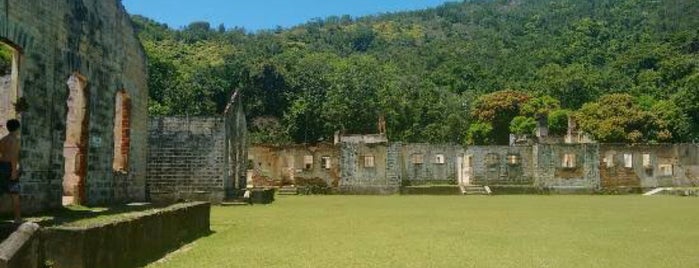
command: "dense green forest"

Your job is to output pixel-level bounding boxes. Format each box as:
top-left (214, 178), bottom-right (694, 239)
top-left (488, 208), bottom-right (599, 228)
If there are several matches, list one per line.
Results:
top-left (131, 0), bottom-right (699, 145)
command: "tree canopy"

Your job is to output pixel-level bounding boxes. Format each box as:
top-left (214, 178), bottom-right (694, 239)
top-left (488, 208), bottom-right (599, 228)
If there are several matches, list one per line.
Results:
top-left (131, 0), bottom-right (699, 144)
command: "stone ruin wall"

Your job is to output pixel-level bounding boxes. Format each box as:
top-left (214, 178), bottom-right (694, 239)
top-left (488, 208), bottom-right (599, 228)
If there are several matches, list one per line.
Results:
top-left (147, 94), bottom-right (248, 203)
top-left (248, 142), bottom-right (699, 194)
top-left (0, 0), bottom-right (148, 212)
top-left (147, 117), bottom-right (227, 203)
top-left (467, 145), bottom-right (534, 186)
top-left (399, 143), bottom-right (462, 186)
top-left (249, 143), bottom-right (341, 187)
top-left (599, 144), bottom-right (699, 189)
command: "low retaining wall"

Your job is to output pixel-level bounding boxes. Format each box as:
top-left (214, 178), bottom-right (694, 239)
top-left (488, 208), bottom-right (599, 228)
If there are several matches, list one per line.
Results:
top-left (338, 186), bottom-right (400, 195)
top-left (250, 189), bottom-right (275, 204)
top-left (0, 223), bottom-right (41, 268)
top-left (41, 202), bottom-right (210, 268)
top-left (400, 186), bottom-right (461, 195)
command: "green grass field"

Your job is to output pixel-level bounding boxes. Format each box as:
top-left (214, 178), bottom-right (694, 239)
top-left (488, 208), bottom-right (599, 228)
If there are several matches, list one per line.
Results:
top-left (149, 196), bottom-right (699, 268)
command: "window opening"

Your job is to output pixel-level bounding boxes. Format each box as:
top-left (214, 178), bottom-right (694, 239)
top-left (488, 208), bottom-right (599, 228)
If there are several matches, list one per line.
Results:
top-left (63, 73), bottom-right (89, 206)
top-left (562, 154), bottom-right (576, 168)
top-left (112, 89), bottom-right (131, 172)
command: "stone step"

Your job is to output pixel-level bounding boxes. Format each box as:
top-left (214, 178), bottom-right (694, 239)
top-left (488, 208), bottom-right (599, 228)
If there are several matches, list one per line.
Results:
top-left (220, 201), bottom-right (250, 206)
top-left (461, 185), bottom-right (491, 195)
top-left (278, 186), bottom-right (298, 195)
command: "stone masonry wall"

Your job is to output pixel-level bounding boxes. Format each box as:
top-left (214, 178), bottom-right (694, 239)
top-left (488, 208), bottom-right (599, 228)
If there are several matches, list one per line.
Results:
top-left (0, 0), bottom-right (148, 212)
top-left (147, 117), bottom-right (226, 203)
top-left (599, 144), bottom-right (699, 189)
top-left (533, 143), bottom-right (600, 192)
top-left (224, 92), bottom-right (247, 193)
top-left (467, 145), bottom-right (534, 186)
top-left (249, 143), bottom-right (341, 187)
top-left (399, 143), bottom-right (462, 185)
top-left (248, 142), bottom-right (699, 194)
top-left (339, 142), bottom-right (398, 194)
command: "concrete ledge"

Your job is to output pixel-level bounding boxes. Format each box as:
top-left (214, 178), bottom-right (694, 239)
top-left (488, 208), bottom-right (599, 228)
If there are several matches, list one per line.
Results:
top-left (488, 185), bottom-right (547, 195)
top-left (0, 222), bottom-right (40, 268)
top-left (400, 186), bottom-right (461, 195)
top-left (338, 186), bottom-right (399, 195)
top-left (41, 202), bottom-right (210, 268)
top-left (149, 191), bottom-right (225, 204)
top-left (250, 189), bottom-right (275, 204)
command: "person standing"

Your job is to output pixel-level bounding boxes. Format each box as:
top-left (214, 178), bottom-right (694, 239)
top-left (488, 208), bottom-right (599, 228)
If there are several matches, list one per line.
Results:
top-left (0, 119), bottom-right (21, 223)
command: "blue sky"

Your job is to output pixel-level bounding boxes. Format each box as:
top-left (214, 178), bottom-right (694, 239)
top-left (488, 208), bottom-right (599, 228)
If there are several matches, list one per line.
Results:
top-left (122, 0), bottom-right (456, 32)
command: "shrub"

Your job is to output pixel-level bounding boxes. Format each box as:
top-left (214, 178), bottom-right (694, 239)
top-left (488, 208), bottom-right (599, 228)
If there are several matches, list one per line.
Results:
top-left (295, 177), bottom-right (330, 195)
top-left (509, 116), bottom-right (536, 135)
top-left (465, 122), bottom-right (494, 145)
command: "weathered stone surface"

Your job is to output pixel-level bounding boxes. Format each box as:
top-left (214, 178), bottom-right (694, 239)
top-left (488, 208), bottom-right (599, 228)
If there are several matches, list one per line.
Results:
top-left (0, 222), bottom-right (40, 268)
top-left (600, 144), bottom-right (699, 189)
top-left (339, 142), bottom-right (400, 194)
top-left (0, 0), bottom-right (148, 212)
top-left (533, 143), bottom-right (600, 192)
top-left (399, 143), bottom-right (462, 186)
top-left (467, 145), bottom-right (534, 186)
top-left (249, 143), bottom-right (341, 187)
top-left (147, 117), bottom-right (227, 203)
top-left (251, 141), bottom-right (699, 194)
top-left (41, 202), bottom-right (210, 268)
top-left (147, 94), bottom-right (247, 203)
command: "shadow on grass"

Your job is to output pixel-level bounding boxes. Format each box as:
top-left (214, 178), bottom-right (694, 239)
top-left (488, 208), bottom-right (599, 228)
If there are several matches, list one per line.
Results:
top-left (0, 202), bottom-right (172, 228)
top-left (133, 230), bottom-right (218, 268)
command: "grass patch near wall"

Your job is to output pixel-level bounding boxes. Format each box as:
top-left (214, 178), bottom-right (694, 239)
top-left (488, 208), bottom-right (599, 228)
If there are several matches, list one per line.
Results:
top-left (149, 196), bottom-right (699, 268)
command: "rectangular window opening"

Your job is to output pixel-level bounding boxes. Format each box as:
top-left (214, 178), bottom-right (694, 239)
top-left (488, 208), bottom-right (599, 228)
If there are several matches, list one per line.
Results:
top-left (364, 155), bottom-right (375, 168)
top-left (624, 154), bottom-right (633, 168)
top-left (562, 154), bottom-right (576, 168)
top-left (605, 152), bottom-right (615, 168)
top-left (659, 164), bottom-right (673, 176)
top-left (507, 154), bottom-right (520, 165)
top-left (642, 154), bottom-right (651, 168)
top-left (304, 155), bottom-right (313, 170)
top-left (434, 154), bottom-right (445, 164)
top-left (321, 156), bottom-right (331, 170)
top-left (412, 154), bottom-right (424, 165)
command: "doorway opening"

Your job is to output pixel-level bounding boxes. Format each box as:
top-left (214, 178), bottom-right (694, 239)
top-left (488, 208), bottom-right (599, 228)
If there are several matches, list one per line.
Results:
top-left (113, 89), bottom-right (131, 172)
top-left (0, 42), bottom-right (21, 137)
top-left (63, 73), bottom-right (89, 206)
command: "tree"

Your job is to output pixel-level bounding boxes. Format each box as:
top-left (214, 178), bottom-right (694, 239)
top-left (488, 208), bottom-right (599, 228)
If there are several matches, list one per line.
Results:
top-left (521, 95), bottom-right (561, 119)
top-left (471, 90), bottom-right (531, 144)
top-left (509, 116), bottom-right (536, 136)
top-left (575, 94), bottom-right (667, 143)
top-left (651, 100), bottom-right (691, 142)
top-left (466, 122), bottom-right (494, 145)
top-left (547, 109), bottom-right (570, 136)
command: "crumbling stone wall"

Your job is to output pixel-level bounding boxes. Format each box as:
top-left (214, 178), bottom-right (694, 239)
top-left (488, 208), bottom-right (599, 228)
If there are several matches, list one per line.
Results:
top-left (533, 143), bottom-right (600, 192)
top-left (147, 93), bottom-right (247, 202)
top-left (467, 145), bottom-right (534, 186)
top-left (339, 142), bottom-right (399, 194)
top-left (0, 0), bottom-right (148, 212)
top-left (247, 142), bottom-right (699, 194)
top-left (600, 144), bottom-right (699, 189)
top-left (399, 143), bottom-right (463, 185)
top-left (147, 117), bottom-right (227, 203)
top-left (224, 92), bottom-right (247, 192)
top-left (249, 143), bottom-right (341, 187)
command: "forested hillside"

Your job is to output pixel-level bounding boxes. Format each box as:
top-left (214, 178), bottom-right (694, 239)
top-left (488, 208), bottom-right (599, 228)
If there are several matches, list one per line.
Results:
top-left (131, 0), bottom-right (699, 144)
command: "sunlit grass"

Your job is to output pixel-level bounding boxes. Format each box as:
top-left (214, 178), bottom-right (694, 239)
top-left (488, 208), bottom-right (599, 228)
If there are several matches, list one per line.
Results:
top-left (149, 195), bottom-right (699, 268)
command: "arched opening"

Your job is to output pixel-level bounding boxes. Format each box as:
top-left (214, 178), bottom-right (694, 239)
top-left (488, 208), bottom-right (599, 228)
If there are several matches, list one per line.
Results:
top-left (113, 89), bottom-right (131, 172)
top-left (0, 42), bottom-right (22, 137)
top-left (63, 73), bottom-right (89, 206)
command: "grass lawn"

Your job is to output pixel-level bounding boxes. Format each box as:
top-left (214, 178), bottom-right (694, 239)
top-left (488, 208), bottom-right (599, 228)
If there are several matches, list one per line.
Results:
top-left (149, 195), bottom-right (699, 268)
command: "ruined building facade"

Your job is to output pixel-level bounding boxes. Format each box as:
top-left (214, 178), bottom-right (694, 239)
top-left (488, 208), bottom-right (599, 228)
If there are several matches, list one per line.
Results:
top-left (250, 142), bottom-right (699, 194)
top-left (147, 92), bottom-right (248, 203)
top-left (0, 0), bottom-right (148, 212)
